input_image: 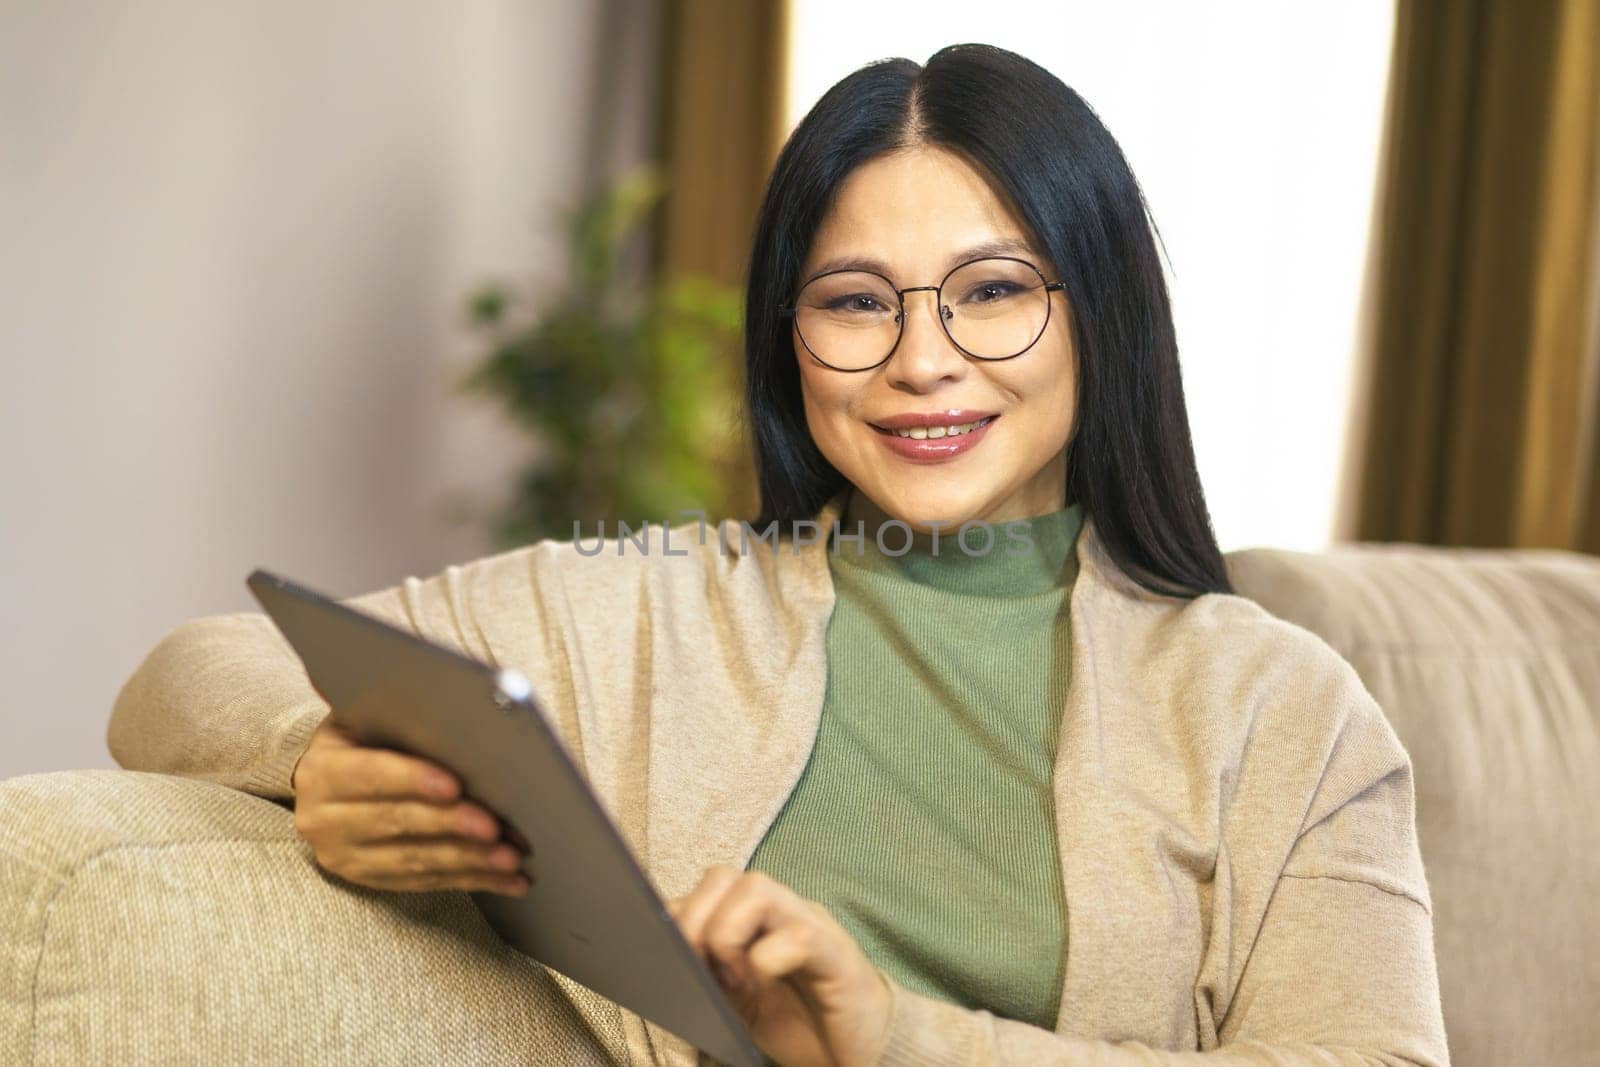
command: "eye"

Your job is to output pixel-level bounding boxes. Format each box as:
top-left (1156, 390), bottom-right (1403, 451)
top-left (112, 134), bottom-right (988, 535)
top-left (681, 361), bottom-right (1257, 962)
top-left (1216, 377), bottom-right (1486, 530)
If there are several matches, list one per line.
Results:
top-left (823, 293), bottom-right (892, 314)
top-left (968, 281), bottom-right (1022, 304)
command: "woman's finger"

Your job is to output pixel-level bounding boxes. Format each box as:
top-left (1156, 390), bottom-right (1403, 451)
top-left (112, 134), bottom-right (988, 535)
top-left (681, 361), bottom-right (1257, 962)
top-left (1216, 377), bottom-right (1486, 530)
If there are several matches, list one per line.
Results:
top-left (703, 874), bottom-right (791, 982)
top-left (670, 864), bottom-right (744, 954)
top-left (502, 821), bottom-right (533, 853)
top-left (746, 921), bottom-right (817, 984)
top-left (360, 869), bottom-right (532, 896)
top-left (316, 747), bottom-right (461, 802)
top-left (344, 838), bottom-right (527, 879)
top-left (311, 799), bottom-right (505, 845)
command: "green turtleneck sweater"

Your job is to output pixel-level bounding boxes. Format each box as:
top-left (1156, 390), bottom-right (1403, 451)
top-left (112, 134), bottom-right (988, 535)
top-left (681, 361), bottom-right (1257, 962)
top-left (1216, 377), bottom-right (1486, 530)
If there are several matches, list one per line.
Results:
top-left (745, 498), bottom-right (1086, 1030)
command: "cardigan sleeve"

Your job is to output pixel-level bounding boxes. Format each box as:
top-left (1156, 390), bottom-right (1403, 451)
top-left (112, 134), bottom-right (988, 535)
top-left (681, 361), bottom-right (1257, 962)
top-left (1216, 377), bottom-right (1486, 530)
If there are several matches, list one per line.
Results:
top-left (866, 660), bottom-right (1450, 1066)
top-left (107, 546), bottom-right (542, 801)
top-left (869, 879), bottom-right (1445, 1066)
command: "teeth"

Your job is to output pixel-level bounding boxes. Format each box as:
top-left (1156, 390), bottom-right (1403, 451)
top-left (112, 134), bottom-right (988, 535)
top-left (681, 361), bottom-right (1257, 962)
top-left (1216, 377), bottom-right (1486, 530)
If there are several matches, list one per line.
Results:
top-left (891, 418), bottom-right (989, 439)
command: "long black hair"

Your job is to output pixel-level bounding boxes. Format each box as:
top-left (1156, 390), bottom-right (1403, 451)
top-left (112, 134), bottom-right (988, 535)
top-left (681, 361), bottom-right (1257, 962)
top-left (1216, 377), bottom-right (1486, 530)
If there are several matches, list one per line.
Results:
top-left (742, 43), bottom-right (1231, 599)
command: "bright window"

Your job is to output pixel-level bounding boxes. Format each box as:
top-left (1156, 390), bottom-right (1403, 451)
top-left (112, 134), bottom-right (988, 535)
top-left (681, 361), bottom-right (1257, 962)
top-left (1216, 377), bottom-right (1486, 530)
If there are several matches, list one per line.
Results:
top-left (786, 2), bottom-right (1396, 552)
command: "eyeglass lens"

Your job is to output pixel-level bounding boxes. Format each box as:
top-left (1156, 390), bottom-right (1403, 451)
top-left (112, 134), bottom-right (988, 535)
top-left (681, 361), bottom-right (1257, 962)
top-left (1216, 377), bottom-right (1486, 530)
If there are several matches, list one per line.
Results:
top-left (793, 257), bottom-right (1052, 370)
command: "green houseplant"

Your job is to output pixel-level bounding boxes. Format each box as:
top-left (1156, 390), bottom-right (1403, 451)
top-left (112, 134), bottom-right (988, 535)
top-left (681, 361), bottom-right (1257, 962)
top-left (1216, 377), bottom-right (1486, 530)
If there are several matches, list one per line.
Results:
top-left (458, 166), bottom-right (747, 548)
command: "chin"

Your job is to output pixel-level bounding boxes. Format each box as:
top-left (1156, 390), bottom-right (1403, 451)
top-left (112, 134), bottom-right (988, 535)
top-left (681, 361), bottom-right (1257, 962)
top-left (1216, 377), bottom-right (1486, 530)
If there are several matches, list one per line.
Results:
top-left (867, 482), bottom-right (995, 532)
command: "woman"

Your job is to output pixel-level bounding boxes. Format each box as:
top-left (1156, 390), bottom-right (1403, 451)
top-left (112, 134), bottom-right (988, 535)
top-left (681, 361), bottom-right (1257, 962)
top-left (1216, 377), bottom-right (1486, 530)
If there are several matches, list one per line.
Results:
top-left (110, 44), bottom-right (1449, 1067)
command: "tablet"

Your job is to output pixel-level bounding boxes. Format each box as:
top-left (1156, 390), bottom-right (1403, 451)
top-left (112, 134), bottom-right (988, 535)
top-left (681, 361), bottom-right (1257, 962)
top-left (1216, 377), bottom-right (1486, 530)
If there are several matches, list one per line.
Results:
top-left (247, 568), bottom-right (764, 1067)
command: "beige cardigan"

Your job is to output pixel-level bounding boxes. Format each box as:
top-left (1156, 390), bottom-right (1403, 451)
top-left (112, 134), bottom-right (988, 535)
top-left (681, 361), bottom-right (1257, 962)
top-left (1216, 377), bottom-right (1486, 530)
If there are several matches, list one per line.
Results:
top-left (109, 489), bottom-right (1450, 1066)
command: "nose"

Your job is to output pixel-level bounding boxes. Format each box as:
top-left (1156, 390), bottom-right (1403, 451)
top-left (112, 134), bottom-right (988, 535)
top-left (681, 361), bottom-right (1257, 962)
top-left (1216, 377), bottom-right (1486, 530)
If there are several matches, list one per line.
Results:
top-left (886, 287), bottom-right (966, 388)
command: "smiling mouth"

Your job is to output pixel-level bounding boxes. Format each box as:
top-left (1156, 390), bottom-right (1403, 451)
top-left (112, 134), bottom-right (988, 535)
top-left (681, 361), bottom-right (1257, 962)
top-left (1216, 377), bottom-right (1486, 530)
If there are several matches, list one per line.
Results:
top-left (869, 415), bottom-right (998, 440)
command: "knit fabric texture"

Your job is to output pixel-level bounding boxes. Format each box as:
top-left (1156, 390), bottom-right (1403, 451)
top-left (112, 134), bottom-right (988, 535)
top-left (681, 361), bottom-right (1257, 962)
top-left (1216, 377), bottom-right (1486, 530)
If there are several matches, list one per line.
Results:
top-left (0, 769), bottom-right (629, 1064)
top-left (746, 501), bottom-right (1085, 1029)
top-left (92, 486), bottom-right (1451, 1065)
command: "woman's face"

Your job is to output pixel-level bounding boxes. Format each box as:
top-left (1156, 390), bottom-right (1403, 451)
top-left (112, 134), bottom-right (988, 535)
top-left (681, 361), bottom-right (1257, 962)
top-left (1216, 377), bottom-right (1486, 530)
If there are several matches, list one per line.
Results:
top-left (794, 144), bottom-right (1079, 532)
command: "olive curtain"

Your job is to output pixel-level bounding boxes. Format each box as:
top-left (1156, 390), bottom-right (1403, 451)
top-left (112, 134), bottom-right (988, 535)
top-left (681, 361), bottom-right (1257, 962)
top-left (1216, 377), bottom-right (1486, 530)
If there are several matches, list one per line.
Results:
top-left (654, 0), bottom-right (792, 520)
top-left (1345, 0), bottom-right (1600, 551)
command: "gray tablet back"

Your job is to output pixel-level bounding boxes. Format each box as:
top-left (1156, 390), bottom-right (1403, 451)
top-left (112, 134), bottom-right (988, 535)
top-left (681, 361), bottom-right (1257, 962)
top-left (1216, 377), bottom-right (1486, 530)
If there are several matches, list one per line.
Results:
top-left (247, 568), bottom-right (763, 1067)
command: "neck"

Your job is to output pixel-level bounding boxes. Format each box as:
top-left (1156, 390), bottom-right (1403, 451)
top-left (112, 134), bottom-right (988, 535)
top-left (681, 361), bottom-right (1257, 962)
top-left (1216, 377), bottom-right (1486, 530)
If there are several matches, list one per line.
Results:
top-left (841, 484), bottom-right (1070, 542)
top-left (830, 485), bottom-right (1086, 596)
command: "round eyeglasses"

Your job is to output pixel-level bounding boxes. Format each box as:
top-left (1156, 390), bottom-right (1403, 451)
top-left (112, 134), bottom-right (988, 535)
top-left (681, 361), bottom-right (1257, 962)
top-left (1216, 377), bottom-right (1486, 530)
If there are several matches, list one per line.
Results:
top-left (779, 256), bottom-right (1067, 372)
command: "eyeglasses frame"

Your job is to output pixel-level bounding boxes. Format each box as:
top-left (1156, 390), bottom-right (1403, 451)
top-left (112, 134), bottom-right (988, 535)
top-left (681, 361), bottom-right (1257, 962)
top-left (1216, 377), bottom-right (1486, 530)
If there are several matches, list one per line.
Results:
top-left (777, 255), bottom-right (1068, 373)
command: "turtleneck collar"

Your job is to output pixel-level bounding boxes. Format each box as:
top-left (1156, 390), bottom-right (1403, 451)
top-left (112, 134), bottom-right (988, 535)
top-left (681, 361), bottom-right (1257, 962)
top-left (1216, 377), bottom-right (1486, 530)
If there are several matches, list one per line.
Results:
top-left (826, 485), bottom-right (1087, 598)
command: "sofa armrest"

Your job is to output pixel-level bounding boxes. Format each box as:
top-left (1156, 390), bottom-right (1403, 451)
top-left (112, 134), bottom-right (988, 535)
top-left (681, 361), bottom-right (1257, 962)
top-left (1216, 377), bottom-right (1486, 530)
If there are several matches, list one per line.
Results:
top-left (1226, 543), bottom-right (1600, 1063)
top-left (0, 770), bottom-right (634, 1065)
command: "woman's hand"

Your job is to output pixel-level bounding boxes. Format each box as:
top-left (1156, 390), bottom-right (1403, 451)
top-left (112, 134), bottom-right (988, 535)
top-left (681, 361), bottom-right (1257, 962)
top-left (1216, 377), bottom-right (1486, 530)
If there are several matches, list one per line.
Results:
top-left (290, 715), bottom-right (532, 896)
top-left (667, 865), bottom-right (893, 1067)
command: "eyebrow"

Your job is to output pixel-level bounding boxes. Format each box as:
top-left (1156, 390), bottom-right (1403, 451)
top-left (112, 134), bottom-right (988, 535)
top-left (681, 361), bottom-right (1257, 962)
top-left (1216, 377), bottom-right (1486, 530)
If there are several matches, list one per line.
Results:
top-left (803, 237), bottom-right (1044, 283)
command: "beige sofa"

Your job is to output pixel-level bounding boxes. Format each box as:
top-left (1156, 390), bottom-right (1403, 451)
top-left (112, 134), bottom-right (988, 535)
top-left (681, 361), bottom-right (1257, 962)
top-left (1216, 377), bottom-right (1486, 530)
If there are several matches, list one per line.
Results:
top-left (3, 541), bottom-right (1597, 1065)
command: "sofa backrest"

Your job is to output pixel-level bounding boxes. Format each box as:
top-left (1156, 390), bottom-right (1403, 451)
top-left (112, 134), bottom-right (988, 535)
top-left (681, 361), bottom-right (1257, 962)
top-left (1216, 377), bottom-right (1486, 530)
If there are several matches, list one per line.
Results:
top-left (1225, 541), bottom-right (1600, 1067)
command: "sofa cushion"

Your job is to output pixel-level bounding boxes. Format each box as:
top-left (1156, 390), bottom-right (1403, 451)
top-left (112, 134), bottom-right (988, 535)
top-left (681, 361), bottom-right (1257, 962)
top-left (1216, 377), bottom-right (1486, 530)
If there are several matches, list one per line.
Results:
top-left (1226, 542), bottom-right (1600, 1067)
top-left (0, 770), bottom-right (636, 1064)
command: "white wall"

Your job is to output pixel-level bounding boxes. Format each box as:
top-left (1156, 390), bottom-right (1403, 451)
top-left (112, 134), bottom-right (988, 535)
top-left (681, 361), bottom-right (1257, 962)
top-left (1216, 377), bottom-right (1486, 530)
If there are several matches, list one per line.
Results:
top-left (0, 0), bottom-right (659, 778)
